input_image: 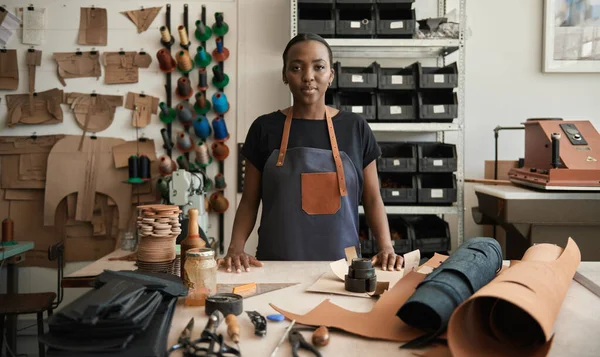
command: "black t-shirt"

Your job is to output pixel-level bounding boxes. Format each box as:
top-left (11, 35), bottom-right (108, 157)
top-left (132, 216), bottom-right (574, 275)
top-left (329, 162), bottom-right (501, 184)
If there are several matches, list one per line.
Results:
top-left (241, 110), bottom-right (381, 194)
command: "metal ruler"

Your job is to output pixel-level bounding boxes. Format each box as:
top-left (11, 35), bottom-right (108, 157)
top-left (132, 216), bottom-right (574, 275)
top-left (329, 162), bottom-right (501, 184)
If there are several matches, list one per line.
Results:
top-left (217, 283), bottom-right (298, 299)
top-left (574, 272), bottom-right (600, 298)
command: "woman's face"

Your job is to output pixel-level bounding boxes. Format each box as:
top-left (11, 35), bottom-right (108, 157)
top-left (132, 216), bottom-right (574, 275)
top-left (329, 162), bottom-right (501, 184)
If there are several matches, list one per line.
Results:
top-left (283, 40), bottom-right (334, 106)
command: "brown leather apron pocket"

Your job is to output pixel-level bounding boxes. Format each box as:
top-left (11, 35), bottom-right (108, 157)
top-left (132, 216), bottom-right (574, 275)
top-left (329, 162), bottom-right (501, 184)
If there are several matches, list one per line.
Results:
top-left (301, 172), bottom-right (341, 215)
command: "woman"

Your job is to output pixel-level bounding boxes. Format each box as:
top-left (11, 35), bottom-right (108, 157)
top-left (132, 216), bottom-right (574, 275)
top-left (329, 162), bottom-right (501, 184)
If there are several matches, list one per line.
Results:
top-left (219, 33), bottom-right (404, 273)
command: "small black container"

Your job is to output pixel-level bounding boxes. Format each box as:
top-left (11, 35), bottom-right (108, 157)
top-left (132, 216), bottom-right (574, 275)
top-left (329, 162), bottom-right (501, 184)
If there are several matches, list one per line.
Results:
top-left (417, 173), bottom-right (457, 204)
top-left (325, 89), bottom-right (339, 109)
top-left (387, 215), bottom-right (412, 254)
top-left (298, 2), bottom-right (336, 36)
top-left (377, 63), bottom-right (417, 90)
top-left (337, 61), bottom-right (378, 90)
top-left (376, 3), bottom-right (416, 38)
top-left (377, 142), bottom-right (417, 173)
top-left (417, 143), bottom-right (457, 172)
top-left (376, 92), bottom-right (416, 121)
top-left (417, 90), bottom-right (458, 122)
top-left (339, 92), bottom-right (376, 120)
top-left (379, 173), bottom-right (417, 204)
top-left (403, 215), bottom-right (451, 254)
top-left (417, 62), bottom-right (458, 89)
top-left (336, 5), bottom-right (376, 37)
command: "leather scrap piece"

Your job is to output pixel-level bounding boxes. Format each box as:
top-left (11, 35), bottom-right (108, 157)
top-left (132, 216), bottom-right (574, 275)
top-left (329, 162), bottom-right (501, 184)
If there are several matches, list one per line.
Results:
top-left (102, 51), bottom-right (152, 84)
top-left (78, 7), bottom-right (107, 46)
top-left (64, 92), bottom-right (123, 133)
top-left (121, 7), bottom-right (162, 33)
top-left (5, 88), bottom-right (64, 127)
top-left (0, 49), bottom-right (19, 90)
top-left (125, 92), bottom-right (159, 128)
top-left (53, 51), bottom-right (101, 86)
top-left (26, 49), bottom-right (42, 93)
top-left (44, 136), bottom-right (132, 230)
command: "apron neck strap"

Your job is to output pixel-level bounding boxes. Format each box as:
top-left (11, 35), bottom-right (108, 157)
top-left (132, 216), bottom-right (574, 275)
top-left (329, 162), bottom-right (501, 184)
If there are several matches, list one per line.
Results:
top-left (276, 107), bottom-right (348, 196)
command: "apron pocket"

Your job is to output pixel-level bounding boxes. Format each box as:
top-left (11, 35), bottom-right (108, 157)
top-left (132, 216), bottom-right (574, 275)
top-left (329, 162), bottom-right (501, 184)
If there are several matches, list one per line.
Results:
top-left (301, 172), bottom-right (341, 215)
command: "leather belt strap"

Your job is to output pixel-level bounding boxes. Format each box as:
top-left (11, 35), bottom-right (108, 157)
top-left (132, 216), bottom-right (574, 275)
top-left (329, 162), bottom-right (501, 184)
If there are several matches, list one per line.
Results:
top-left (276, 107), bottom-right (348, 196)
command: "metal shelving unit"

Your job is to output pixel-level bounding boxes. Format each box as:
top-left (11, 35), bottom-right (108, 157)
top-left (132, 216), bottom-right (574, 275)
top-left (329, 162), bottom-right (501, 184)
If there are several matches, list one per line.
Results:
top-left (291, 0), bottom-right (467, 247)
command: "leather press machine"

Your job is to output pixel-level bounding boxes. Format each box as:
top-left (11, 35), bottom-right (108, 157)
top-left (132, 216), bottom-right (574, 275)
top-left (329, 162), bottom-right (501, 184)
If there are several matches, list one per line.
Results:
top-left (508, 118), bottom-right (600, 191)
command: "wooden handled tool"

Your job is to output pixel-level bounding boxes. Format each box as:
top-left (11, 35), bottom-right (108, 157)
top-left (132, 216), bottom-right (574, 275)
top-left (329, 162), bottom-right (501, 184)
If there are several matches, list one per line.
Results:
top-left (312, 326), bottom-right (330, 347)
top-left (225, 314), bottom-right (240, 343)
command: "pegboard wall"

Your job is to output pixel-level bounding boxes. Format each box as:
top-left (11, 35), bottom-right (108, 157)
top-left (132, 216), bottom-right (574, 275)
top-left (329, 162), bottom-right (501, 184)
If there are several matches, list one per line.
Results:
top-left (0, 0), bottom-right (239, 253)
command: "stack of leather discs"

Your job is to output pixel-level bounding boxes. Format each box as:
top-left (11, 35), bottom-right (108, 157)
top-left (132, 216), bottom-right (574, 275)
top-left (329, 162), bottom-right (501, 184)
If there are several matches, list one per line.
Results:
top-left (136, 204), bottom-right (182, 274)
top-left (345, 258), bottom-right (377, 293)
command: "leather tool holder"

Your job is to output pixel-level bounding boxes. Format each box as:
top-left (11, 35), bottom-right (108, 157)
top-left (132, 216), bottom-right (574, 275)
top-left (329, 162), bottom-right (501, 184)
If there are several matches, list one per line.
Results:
top-left (53, 51), bottom-right (101, 86)
top-left (64, 92), bottom-right (123, 133)
top-left (78, 7), bottom-right (107, 46)
top-left (121, 7), bottom-right (161, 33)
top-left (0, 49), bottom-right (19, 90)
top-left (5, 88), bottom-right (64, 127)
top-left (125, 92), bottom-right (159, 128)
top-left (102, 51), bottom-right (152, 84)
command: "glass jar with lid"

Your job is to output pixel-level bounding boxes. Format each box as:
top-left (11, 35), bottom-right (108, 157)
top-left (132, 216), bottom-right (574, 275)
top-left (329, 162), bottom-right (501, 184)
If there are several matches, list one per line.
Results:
top-left (184, 247), bottom-right (217, 306)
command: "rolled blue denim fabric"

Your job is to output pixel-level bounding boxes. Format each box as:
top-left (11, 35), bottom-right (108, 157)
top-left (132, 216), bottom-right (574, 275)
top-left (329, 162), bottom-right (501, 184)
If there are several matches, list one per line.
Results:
top-left (397, 237), bottom-right (502, 332)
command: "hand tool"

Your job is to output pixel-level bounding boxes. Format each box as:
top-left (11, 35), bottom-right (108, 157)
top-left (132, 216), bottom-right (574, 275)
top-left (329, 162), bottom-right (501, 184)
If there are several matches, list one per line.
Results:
top-left (166, 317), bottom-right (195, 355)
top-left (270, 320), bottom-right (295, 357)
top-left (225, 313), bottom-right (240, 343)
top-left (246, 311), bottom-right (267, 336)
top-left (289, 329), bottom-right (322, 357)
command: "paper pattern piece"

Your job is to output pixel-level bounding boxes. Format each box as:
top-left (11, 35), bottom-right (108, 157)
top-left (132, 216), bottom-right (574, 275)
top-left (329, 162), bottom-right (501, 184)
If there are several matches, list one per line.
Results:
top-left (403, 249), bottom-right (421, 275)
top-left (21, 7), bottom-right (46, 45)
top-left (272, 254), bottom-right (448, 342)
top-left (447, 238), bottom-right (581, 357)
top-left (54, 51), bottom-right (101, 86)
top-left (44, 136), bottom-right (132, 230)
top-left (26, 49), bottom-right (42, 94)
top-left (64, 92), bottom-right (123, 133)
top-left (112, 140), bottom-right (158, 168)
top-left (5, 88), bottom-right (64, 127)
top-left (78, 7), bottom-right (107, 46)
top-left (0, 49), bottom-right (19, 90)
top-left (125, 92), bottom-right (159, 128)
top-left (0, 8), bottom-right (21, 46)
top-left (121, 7), bottom-right (162, 33)
top-left (102, 51), bottom-right (152, 84)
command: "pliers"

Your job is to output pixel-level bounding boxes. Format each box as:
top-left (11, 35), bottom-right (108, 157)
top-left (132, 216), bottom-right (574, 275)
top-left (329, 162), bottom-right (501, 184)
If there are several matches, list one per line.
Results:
top-left (289, 329), bottom-right (322, 357)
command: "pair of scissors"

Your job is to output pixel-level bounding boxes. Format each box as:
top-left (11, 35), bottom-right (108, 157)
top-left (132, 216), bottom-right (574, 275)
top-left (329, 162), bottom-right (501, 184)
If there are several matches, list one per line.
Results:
top-left (289, 329), bottom-right (322, 357)
top-left (167, 318), bottom-right (195, 356)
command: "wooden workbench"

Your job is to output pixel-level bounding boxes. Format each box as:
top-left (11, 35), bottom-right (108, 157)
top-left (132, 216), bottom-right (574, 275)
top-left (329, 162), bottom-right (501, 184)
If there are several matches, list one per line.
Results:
top-left (63, 249), bottom-right (600, 356)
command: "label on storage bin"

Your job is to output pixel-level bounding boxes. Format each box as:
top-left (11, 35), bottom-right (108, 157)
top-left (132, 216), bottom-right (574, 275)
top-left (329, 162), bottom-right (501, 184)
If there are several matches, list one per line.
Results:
top-left (351, 75), bottom-right (364, 83)
top-left (434, 74), bottom-right (445, 83)
top-left (433, 159), bottom-right (443, 166)
top-left (390, 21), bottom-right (404, 29)
top-left (392, 191), bottom-right (400, 196)
top-left (390, 106), bottom-right (402, 115)
top-left (351, 21), bottom-right (361, 28)
top-left (351, 106), bottom-right (363, 113)
top-left (431, 189), bottom-right (444, 198)
top-left (393, 159), bottom-right (400, 166)
top-left (433, 105), bottom-right (445, 113)
top-left (391, 75), bottom-right (403, 84)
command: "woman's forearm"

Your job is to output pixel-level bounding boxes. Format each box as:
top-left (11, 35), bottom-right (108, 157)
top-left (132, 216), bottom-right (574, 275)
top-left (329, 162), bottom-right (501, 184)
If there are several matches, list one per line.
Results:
top-left (363, 194), bottom-right (393, 251)
top-left (229, 198), bottom-right (260, 252)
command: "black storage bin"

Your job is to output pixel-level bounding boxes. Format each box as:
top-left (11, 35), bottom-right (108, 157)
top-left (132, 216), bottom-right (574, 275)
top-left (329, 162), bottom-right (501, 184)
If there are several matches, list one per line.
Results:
top-left (325, 89), bottom-right (339, 108)
top-left (378, 63), bottom-right (416, 90)
top-left (298, 2), bottom-right (336, 36)
top-left (336, 5), bottom-right (376, 37)
top-left (376, 92), bottom-right (416, 121)
top-left (377, 142), bottom-right (417, 172)
top-left (417, 62), bottom-right (458, 89)
top-left (379, 173), bottom-right (417, 204)
top-left (339, 92), bottom-right (376, 120)
top-left (376, 0), bottom-right (415, 3)
top-left (387, 215), bottom-right (412, 254)
top-left (299, 0), bottom-right (334, 3)
top-left (417, 173), bottom-right (457, 204)
top-left (330, 62), bottom-right (338, 89)
top-left (337, 0), bottom-right (374, 3)
top-left (403, 215), bottom-right (450, 253)
top-left (418, 90), bottom-right (458, 122)
top-left (337, 61), bottom-right (378, 90)
top-left (376, 4), bottom-right (416, 38)
top-left (417, 143), bottom-right (457, 172)
top-left (359, 214), bottom-right (374, 257)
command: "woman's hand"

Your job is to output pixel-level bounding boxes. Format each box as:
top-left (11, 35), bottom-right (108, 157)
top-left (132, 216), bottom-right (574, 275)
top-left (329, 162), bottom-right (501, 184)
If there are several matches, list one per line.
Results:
top-left (371, 246), bottom-right (403, 271)
top-left (217, 248), bottom-right (263, 273)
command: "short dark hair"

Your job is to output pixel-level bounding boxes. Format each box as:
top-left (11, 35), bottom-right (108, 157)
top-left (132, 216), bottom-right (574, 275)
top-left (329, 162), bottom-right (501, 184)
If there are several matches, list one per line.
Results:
top-left (282, 33), bottom-right (334, 73)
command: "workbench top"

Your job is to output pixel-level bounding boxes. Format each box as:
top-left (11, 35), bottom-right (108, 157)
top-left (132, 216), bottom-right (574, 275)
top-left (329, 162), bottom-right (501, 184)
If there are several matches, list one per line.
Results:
top-left (0, 241), bottom-right (34, 260)
top-left (64, 250), bottom-right (600, 356)
top-left (474, 184), bottom-right (600, 200)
